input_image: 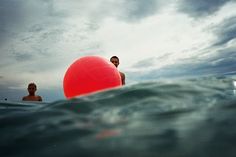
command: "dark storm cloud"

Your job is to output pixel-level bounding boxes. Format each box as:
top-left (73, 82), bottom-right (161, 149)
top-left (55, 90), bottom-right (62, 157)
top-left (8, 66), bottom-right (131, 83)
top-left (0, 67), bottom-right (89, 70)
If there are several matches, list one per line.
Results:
top-left (178, 0), bottom-right (232, 18)
top-left (213, 16), bottom-right (236, 46)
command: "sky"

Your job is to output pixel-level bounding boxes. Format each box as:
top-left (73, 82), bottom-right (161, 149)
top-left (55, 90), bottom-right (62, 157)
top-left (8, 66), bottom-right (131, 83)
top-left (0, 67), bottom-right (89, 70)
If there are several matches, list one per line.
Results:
top-left (1, 0), bottom-right (236, 102)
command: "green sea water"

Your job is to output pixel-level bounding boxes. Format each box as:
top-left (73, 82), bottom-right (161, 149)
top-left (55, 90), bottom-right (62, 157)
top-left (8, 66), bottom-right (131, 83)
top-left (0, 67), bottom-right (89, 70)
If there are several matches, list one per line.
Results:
top-left (1, 76), bottom-right (236, 157)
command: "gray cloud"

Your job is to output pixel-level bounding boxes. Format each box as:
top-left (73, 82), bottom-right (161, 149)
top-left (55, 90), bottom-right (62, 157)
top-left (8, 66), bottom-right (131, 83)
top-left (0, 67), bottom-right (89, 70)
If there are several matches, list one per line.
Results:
top-left (0, 0), bottom-right (164, 48)
top-left (184, 53), bottom-right (236, 76)
top-left (51, 0), bottom-right (164, 23)
top-left (213, 16), bottom-right (236, 46)
top-left (132, 57), bottom-right (156, 68)
top-left (0, 0), bottom-right (163, 26)
top-left (12, 52), bottom-right (34, 62)
top-left (8, 45), bottom-right (51, 63)
top-left (0, 0), bottom-right (22, 45)
top-left (0, 0), bottom-right (59, 28)
top-left (0, 0), bottom-right (63, 46)
top-left (178, 0), bottom-right (232, 18)
top-left (129, 48), bottom-right (236, 81)
top-left (131, 53), bottom-right (172, 69)
top-left (121, 0), bottom-right (160, 21)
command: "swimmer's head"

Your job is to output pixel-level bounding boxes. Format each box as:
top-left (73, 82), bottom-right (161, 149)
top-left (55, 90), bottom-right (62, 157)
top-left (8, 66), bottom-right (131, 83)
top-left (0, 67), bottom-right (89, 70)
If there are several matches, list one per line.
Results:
top-left (27, 83), bottom-right (37, 95)
top-left (110, 56), bottom-right (119, 68)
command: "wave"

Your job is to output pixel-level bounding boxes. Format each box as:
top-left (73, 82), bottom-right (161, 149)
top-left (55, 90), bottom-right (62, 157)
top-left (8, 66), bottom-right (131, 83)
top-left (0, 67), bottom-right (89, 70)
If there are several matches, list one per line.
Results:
top-left (0, 76), bottom-right (236, 157)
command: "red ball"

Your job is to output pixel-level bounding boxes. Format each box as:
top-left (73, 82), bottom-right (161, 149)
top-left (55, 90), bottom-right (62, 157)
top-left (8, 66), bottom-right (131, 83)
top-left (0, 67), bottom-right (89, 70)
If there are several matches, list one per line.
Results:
top-left (63, 56), bottom-right (122, 98)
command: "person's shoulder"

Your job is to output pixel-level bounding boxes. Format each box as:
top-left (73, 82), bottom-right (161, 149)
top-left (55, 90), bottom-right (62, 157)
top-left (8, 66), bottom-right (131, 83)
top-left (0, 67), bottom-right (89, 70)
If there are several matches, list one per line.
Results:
top-left (119, 71), bottom-right (125, 77)
top-left (37, 95), bottom-right (42, 101)
top-left (119, 71), bottom-right (126, 85)
top-left (22, 96), bottom-right (27, 101)
top-left (120, 72), bottom-right (125, 81)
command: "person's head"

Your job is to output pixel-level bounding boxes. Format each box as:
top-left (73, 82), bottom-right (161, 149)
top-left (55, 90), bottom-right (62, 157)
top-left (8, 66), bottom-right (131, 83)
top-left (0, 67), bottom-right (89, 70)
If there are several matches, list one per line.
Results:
top-left (27, 83), bottom-right (37, 95)
top-left (110, 56), bottom-right (120, 68)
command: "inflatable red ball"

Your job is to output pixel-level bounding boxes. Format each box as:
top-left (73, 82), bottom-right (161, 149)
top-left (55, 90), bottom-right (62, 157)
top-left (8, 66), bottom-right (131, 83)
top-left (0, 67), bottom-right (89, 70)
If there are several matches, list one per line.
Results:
top-left (63, 56), bottom-right (122, 98)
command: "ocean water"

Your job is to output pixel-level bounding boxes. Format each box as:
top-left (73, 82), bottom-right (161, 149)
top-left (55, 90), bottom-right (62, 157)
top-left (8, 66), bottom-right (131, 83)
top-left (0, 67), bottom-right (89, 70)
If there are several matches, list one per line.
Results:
top-left (1, 76), bottom-right (236, 157)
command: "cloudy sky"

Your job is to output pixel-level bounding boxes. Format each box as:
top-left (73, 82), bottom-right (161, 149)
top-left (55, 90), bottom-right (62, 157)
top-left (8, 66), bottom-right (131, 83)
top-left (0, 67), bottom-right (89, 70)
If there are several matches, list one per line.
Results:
top-left (1, 0), bottom-right (236, 102)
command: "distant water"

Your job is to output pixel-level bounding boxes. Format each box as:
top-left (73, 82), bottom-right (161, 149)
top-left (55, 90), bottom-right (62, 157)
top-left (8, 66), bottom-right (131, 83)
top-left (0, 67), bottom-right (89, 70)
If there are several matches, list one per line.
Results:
top-left (1, 76), bottom-right (236, 157)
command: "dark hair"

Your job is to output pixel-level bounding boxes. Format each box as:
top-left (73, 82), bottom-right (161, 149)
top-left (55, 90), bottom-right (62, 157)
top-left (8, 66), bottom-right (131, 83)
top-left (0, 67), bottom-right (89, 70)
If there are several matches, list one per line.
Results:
top-left (28, 83), bottom-right (37, 89)
top-left (110, 56), bottom-right (119, 61)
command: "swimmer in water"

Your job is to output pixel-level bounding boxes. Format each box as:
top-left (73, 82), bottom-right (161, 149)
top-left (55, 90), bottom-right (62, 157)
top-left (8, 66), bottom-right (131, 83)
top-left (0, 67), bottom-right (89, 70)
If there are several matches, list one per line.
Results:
top-left (22, 83), bottom-right (42, 101)
top-left (110, 56), bottom-right (125, 85)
